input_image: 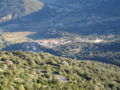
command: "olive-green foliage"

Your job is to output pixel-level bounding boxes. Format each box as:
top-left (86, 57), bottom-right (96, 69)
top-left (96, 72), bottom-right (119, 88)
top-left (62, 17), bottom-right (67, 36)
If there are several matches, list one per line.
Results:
top-left (0, 51), bottom-right (120, 90)
top-left (0, 32), bottom-right (5, 50)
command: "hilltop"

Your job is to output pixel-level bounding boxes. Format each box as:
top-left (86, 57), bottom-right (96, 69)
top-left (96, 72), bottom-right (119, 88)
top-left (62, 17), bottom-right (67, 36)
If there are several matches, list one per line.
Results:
top-left (0, 51), bottom-right (120, 90)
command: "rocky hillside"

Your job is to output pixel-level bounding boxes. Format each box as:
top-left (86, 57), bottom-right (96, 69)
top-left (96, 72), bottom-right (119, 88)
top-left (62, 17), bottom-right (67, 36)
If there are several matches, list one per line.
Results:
top-left (0, 51), bottom-right (120, 90)
top-left (0, 0), bottom-right (43, 23)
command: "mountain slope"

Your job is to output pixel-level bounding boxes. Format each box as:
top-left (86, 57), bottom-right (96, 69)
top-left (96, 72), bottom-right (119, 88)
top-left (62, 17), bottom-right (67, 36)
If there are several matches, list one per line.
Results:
top-left (1, 0), bottom-right (120, 35)
top-left (39, 0), bottom-right (120, 35)
top-left (0, 51), bottom-right (120, 90)
top-left (0, 0), bottom-right (43, 23)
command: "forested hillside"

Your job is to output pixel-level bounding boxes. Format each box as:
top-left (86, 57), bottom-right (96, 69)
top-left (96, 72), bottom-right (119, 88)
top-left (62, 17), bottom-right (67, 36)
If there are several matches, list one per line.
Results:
top-left (0, 51), bottom-right (120, 90)
top-left (54, 39), bottom-right (120, 66)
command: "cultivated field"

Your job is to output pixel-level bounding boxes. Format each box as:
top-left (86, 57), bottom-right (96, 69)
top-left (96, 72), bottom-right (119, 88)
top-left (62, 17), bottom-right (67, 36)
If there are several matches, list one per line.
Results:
top-left (2, 32), bottom-right (36, 43)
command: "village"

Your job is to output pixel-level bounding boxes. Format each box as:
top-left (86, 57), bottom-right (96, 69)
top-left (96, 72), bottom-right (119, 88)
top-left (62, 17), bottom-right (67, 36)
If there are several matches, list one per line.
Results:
top-left (34, 38), bottom-right (72, 48)
top-left (33, 37), bottom-right (105, 48)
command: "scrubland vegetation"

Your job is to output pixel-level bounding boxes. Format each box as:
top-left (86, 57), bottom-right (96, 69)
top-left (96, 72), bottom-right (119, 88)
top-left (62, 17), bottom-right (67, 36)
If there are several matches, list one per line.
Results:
top-left (0, 51), bottom-right (120, 90)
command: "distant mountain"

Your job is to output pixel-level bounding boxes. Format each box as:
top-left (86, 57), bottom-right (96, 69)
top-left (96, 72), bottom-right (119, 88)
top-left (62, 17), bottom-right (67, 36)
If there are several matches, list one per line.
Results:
top-left (0, 0), bottom-right (43, 23)
top-left (1, 0), bottom-right (120, 35)
top-left (39, 0), bottom-right (120, 35)
top-left (0, 51), bottom-right (120, 89)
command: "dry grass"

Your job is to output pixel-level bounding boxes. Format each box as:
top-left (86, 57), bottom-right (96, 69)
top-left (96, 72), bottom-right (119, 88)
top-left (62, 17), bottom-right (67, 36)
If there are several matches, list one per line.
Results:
top-left (2, 32), bottom-right (35, 43)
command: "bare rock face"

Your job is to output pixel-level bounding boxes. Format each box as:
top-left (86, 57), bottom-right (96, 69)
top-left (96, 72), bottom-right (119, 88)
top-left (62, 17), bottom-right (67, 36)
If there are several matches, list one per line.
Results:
top-left (0, 0), bottom-right (44, 23)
